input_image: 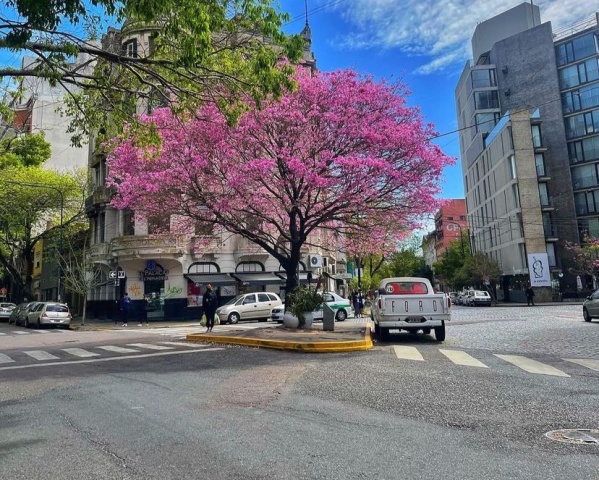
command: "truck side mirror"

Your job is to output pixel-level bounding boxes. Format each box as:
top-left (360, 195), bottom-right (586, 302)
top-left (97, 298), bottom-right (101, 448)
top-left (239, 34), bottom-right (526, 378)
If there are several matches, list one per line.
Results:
top-left (378, 288), bottom-right (386, 295)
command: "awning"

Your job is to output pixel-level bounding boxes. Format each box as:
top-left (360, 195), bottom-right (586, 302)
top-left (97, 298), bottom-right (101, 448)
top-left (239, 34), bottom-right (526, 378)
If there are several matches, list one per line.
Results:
top-left (184, 273), bottom-right (236, 286)
top-left (276, 272), bottom-right (311, 284)
top-left (231, 272), bottom-right (285, 285)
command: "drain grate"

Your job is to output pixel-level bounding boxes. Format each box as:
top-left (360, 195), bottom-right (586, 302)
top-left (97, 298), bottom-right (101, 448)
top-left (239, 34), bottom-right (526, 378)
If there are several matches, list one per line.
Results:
top-left (545, 429), bottom-right (599, 445)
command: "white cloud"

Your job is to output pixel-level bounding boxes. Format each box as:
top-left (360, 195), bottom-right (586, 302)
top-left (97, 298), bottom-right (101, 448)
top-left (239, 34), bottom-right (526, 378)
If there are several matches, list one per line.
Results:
top-left (324, 0), bottom-right (595, 74)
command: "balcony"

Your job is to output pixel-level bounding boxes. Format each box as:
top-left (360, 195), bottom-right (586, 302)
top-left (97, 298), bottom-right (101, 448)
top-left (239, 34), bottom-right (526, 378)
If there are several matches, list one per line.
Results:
top-left (191, 235), bottom-right (224, 257)
top-left (111, 234), bottom-right (188, 259)
top-left (91, 185), bottom-right (115, 205)
top-left (89, 242), bottom-right (110, 261)
top-left (234, 237), bottom-right (268, 260)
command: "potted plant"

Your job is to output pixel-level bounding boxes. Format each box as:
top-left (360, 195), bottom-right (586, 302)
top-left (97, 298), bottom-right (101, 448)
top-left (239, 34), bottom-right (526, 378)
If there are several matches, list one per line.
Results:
top-left (285, 286), bottom-right (323, 329)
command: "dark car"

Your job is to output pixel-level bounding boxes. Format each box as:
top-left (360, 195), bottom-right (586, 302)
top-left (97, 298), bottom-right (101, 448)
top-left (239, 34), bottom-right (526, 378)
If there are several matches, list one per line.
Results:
top-left (10, 302), bottom-right (40, 326)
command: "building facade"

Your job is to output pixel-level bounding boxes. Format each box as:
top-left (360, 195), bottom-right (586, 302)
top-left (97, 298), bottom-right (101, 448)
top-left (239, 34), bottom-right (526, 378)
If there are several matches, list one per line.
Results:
top-left (455, 3), bottom-right (598, 301)
top-left (85, 18), bottom-right (349, 321)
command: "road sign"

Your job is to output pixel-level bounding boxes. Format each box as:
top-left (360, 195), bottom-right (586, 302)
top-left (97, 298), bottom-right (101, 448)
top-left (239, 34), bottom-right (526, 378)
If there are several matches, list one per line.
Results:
top-left (118, 271), bottom-right (126, 279)
top-left (109, 271), bottom-right (117, 279)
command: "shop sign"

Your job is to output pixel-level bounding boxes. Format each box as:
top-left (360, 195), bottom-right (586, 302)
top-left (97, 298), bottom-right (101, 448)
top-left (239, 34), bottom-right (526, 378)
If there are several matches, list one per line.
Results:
top-left (139, 260), bottom-right (169, 282)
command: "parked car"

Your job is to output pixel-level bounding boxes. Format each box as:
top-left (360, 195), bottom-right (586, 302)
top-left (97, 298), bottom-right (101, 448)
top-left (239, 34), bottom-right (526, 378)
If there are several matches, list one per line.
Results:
top-left (463, 290), bottom-right (475, 306)
top-left (457, 291), bottom-right (468, 305)
top-left (313, 292), bottom-right (351, 321)
top-left (216, 292), bottom-right (282, 324)
top-left (583, 289), bottom-right (599, 322)
top-left (448, 292), bottom-right (458, 305)
top-left (10, 302), bottom-right (39, 326)
top-left (25, 302), bottom-right (72, 329)
top-left (0, 302), bottom-right (17, 321)
top-left (271, 303), bottom-right (285, 323)
top-left (470, 290), bottom-right (492, 306)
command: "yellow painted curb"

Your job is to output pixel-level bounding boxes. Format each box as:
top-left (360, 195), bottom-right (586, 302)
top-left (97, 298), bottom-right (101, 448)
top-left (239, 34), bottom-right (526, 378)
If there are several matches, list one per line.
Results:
top-left (186, 327), bottom-right (372, 353)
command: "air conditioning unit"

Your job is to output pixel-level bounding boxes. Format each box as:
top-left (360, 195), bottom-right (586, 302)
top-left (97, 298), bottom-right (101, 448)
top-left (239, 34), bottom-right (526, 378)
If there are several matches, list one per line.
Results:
top-left (308, 254), bottom-right (323, 268)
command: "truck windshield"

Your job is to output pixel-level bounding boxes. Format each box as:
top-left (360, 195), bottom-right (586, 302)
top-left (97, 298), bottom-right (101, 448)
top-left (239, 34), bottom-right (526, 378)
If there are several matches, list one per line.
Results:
top-left (384, 282), bottom-right (429, 294)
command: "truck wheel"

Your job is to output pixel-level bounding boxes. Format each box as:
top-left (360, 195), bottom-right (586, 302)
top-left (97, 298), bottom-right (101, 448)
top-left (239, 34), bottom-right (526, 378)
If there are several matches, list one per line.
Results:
top-left (379, 327), bottom-right (389, 341)
top-left (434, 322), bottom-right (446, 342)
top-left (373, 322), bottom-right (379, 334)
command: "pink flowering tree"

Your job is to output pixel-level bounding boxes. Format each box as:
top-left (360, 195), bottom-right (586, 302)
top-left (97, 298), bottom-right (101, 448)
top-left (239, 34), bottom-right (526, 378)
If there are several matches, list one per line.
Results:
top-left (107, 69), bottom-right (454, 294)
top-left (565, 236), bottom-right (599, 287)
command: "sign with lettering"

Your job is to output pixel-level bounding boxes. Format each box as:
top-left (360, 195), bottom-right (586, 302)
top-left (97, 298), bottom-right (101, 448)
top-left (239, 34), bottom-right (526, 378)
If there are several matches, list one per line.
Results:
top-left (527, 253), bottom-right (551, 287)
top-left (139, 262), bottom-right (169, 282)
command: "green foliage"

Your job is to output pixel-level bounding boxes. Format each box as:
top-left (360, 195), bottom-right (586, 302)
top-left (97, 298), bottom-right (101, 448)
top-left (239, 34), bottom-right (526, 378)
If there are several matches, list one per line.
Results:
top-left (433, 233), bottom-right (471, 289)
top-left (287, 286), bottom-right (323, 326)
top-left (462, 252), bottom-right (502, 286)
top-left (0, 132), bottom-right (52, 168)
top-left (2, 0), bottom-right (304, 146)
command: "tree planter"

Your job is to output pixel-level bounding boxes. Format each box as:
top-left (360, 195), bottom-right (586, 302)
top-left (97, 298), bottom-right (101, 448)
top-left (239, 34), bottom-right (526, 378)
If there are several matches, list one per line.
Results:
top-left (283, 312), bottom-right (300, 329)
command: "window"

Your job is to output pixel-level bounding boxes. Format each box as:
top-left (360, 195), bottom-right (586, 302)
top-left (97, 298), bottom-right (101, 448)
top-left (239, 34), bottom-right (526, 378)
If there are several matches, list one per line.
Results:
top-left (543, 212), bottom-right (554, 236)
top-left (572, 164), bottom-right (598, 189)
top-left (123, 210), bottom-right (135, 236)
top-left (447, 216), bottom-right (454, 220)
top-left (562, 83), bottom-right (599, 114)
top-left (267, 293), bottom-right (278, 301)
top-left (474, 90), bottom-right (499, 110)
top-left (546, 243), bottom-right (557, 267)
top-left (123, 39), bottom-right (138, 58)
top-left (195, 221), bottom-right (214, 236)
top-left (538, 183), bottom-right (549, 206)
top-left (257, 293), bottom-right (271, 302)
top-left (471, 69), bottom-right (497, 88)
top-left (96, 213), bottom-right (105, 243)
top-left (531, 125), bottom-right (542, 147)
top-left (243, 295), bottom-right (256, 305)
top-left (555, 33), bottom-right (597, 66)
top-left (512, 183), bottom-right (520, 208)
top-left (475, 112), bottom-right (500, 134)
top-left (535, 153), bottom-right (546, 176)
top-left (509, 154), bottom-right (517, 179)
top-left (579, 217), bottom-right (599, 238)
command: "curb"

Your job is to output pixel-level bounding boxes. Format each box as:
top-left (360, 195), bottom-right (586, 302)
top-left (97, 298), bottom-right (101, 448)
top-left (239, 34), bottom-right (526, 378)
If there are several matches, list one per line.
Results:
top-left (186, 326), bottom-right (373, 353)
top-left (70, 323), bottom-right (203, 332)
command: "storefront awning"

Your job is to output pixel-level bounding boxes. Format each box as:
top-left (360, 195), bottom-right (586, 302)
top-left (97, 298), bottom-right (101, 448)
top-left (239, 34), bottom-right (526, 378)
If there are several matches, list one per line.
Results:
top-left (231, 272), bottom-right (285, 285)
top-left (276, 272), bottom-right (311, 284)
top-left (184, 273), bottom-right (236, 286)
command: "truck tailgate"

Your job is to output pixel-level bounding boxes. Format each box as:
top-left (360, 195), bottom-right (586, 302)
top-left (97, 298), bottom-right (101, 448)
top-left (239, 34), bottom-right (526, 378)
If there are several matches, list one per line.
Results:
top-left (383, 295), bottom-right (446, 315)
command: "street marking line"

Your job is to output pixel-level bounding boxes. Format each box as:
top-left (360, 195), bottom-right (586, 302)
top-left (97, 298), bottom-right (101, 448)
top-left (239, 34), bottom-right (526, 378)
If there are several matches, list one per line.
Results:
top-left (24, 350), bottom-right (60, 361)
top-left (0, 353), bottom-right (15, 364)
top-left (97, 346), bottom-right (140, 353)
top-left (439, 349), bottom-right (488, 368)
top-left (0, 332), bottom-right (6, 336)
top-left (13, 331), bottom-right (30, 335)
top-left (126, 343), bottom-right (174, 351)
top-left (62, 348), bottom-right (100, 358)
top-left (0, 348), bottom-right (224, 371)
top-left (495, 354), bottom-right (570, 377)
top-left (32, 330), bottom-right (50, 334)
top-left (564, 358), bottom-right (599, 372)
top-left (393, 346), bottom-right (424, 361)
top-left (159, 341), bottom-right (210, 348)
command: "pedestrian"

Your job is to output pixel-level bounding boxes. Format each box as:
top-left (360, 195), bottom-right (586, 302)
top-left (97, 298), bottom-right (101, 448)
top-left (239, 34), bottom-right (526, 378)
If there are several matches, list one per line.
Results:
top-left (525, 285), bottom-right (535, 306)
top-left (138, 295), bottom-right (150, 327)
top-left (352, 290), bottom-right (361, 318)
top-left (202, 284), bottom-right (218, 332)
top-left (120, 292), bottom-right (131, 326)
top-left (358, 289), bottom-right (364, 317)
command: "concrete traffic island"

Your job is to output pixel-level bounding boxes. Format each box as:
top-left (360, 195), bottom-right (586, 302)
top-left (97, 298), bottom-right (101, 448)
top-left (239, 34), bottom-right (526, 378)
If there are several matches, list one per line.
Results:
top-left (187, 323), bottom-right (373, 353)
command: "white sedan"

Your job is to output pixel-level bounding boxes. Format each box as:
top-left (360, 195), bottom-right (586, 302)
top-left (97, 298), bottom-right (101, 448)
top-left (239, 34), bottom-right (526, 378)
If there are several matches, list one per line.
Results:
top-left (271, 292), bottom-right (352, 323)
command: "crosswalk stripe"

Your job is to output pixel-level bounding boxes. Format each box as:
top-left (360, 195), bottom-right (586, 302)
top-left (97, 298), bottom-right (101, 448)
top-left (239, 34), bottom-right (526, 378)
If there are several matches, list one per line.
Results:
top-left (13, 331), bottom-right (30, 335)
top-left (32, 330), bottom-right (50, 334)
top-left (24, 350), bottom-right (60, 361)
top-left (0, 353), bottom-right (15, 364)
top-left (393, 346), bottom-right (424, 361)
top-left (564, 358), bottom-right (599, 372)
top-left (495, 354), bottom-right (570, 377)
top-left (160, 341), bottom-right (209, 348)
top-left (62, 348), bottom-right (100, 358)
top-left (439, 349), bottom-right (488, 368)
top-left (97, 346), bottom-right (140, 353)
top-left (0, 332), bottom-right (6, 336)
top-left (126, 343), bottom-right (174, 351)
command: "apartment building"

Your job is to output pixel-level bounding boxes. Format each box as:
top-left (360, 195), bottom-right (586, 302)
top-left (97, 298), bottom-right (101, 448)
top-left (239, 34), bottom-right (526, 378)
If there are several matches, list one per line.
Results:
top-left (85, 18), bottom-right (348, 321)
top-left (455, 3), bottom-right (599, 301)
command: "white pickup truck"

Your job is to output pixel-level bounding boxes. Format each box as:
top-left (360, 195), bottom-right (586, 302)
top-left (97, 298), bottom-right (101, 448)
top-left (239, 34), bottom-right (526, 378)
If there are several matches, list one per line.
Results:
top-left (371, 277), bottom-right (450, 342)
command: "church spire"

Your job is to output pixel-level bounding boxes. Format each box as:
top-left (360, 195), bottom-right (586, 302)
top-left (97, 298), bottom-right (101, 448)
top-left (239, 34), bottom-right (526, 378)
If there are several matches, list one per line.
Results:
top-left (301, 0), bottom-right (311, 44)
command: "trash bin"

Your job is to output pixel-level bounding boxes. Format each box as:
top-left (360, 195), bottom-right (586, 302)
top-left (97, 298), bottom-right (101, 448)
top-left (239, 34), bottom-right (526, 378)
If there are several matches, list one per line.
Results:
top-left (322, 303), bottom-right (334, 331)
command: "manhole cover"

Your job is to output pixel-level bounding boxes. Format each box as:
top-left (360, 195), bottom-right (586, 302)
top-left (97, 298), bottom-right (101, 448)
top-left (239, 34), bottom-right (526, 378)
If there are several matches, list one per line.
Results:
top-left (545, 429), bottom-right (599, 445)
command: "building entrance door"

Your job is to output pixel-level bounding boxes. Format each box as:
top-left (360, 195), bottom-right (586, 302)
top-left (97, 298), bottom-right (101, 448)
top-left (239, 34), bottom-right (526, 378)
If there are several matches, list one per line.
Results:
top-left (144, 279), bottom-right (165, 321)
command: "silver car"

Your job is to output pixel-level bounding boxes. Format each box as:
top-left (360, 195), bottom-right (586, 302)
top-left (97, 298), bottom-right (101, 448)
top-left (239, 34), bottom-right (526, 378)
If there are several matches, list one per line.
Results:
top-left (26, 302), bottom-right (72, 329)
top-left (0, 302), bottom-right (17, 321)
top-left (583, 290), bottom-right (599, 322)
top-left (216, 292), bottom-right (282, 324)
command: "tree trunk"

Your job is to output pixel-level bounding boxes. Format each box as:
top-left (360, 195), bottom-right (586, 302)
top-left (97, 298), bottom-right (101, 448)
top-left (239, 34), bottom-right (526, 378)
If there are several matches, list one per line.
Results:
top-left (81, 296), bottom-right (87, 325)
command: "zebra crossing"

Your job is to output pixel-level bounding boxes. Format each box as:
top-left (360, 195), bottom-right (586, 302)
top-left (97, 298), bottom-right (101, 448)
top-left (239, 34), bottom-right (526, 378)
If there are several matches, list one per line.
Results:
top-left (392, 345), bottom-right (599, 378)
top-left (120, 323), bottom-right (276, 339)
top-left (0, 329), bottom-right (71, 337)
top-left (0, 341), bottom-right (217, 369)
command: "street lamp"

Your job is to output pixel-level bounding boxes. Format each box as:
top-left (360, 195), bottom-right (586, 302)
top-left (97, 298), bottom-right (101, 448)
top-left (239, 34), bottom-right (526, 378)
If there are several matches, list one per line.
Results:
top-left (3, 180), bottom-right (64, 301)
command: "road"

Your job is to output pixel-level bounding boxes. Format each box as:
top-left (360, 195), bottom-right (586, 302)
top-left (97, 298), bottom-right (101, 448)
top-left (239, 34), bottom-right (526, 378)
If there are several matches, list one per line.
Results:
top-left (0, 305), bottom-right (597, 479)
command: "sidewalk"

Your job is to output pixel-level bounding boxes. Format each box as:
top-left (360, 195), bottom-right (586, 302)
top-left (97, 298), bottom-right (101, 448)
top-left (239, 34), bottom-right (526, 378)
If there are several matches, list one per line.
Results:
top-left (187, 322), bottom-right (372, 353)
top-left (71, 317), bottom-right (204, 331)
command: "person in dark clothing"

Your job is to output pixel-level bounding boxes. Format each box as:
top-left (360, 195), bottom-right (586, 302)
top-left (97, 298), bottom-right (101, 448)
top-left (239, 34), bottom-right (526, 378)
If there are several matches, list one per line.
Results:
top-left (525, 285), bottom-right (535, 306)
top-left (202, 284), bottom-right (218, 332)
top-left (120, 292), bottom-right (131, 326)
top-left (138, 295), bottom-right (150, 327)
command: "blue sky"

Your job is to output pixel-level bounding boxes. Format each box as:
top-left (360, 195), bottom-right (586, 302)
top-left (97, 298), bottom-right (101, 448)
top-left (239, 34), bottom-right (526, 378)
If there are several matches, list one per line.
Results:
top-left (278, 0), bottom-right (595, 199)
